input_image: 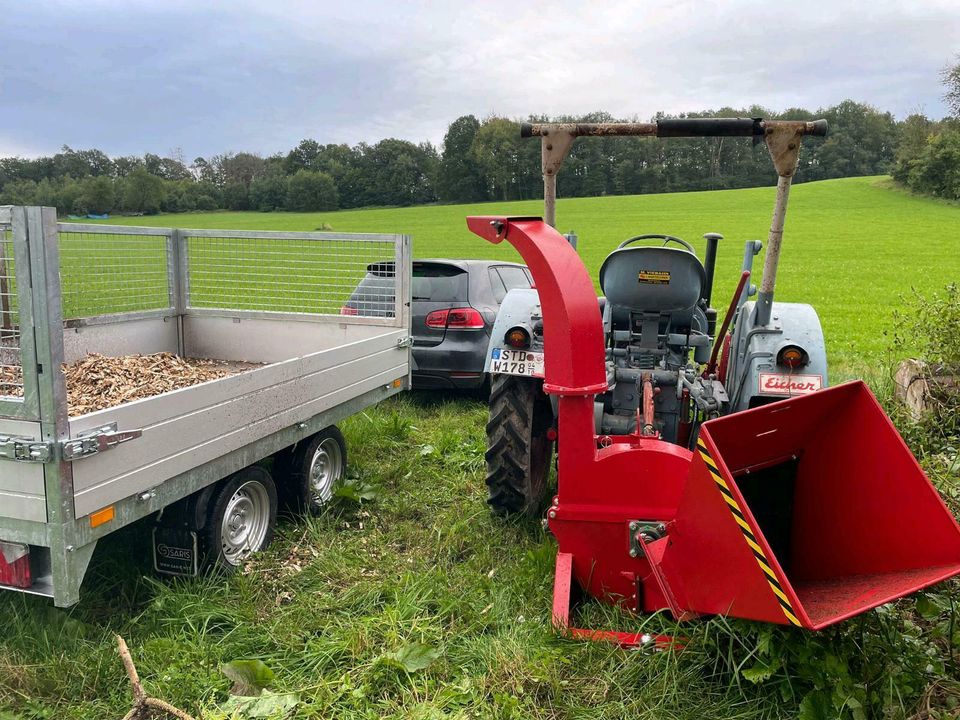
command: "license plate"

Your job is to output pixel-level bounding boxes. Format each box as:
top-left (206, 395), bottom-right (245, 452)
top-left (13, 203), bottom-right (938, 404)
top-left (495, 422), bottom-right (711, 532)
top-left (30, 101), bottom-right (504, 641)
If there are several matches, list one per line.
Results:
top-left (490, 348), bottom-right (544, 377)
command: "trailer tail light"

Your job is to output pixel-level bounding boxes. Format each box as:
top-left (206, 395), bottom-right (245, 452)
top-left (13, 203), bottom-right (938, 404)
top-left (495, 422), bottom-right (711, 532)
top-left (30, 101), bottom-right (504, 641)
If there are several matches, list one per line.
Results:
top-left (340, 305), bottom-right (360, 316)
top-left (0, 541), bottom-right (31, 589)
top-left (425, 308), bottom-right (485, 330)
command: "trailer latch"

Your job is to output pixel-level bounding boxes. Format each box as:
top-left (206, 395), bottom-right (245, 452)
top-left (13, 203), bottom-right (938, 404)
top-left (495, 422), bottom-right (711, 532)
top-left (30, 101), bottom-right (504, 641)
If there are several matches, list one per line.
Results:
top-left (0, 435), bottom-right (53, 463)
top-left (61, 423), bottom-right (143, 461)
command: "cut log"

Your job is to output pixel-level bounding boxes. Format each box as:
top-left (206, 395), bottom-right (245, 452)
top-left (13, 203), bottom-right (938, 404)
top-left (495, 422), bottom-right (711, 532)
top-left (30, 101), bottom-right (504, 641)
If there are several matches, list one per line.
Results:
top-left (894, 359), bottom-right (960, 421)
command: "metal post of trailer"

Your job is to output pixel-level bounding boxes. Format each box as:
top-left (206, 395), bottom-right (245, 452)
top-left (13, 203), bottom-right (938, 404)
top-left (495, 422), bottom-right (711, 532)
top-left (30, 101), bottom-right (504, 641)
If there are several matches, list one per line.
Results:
top-left (26, 207), bottom-right (95, 606)
top-left (167, 228), bottom-right (187, 355)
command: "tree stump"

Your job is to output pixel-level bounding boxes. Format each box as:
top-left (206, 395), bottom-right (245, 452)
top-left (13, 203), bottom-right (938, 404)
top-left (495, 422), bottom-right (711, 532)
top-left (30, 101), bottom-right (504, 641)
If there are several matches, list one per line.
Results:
top-left (895, 359), bottom-right (960, 421)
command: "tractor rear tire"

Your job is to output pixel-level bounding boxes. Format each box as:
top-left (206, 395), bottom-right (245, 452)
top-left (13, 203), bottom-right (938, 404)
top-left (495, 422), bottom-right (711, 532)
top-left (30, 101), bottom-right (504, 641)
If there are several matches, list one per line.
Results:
top-left (485, 374), bottom-right (555, 517)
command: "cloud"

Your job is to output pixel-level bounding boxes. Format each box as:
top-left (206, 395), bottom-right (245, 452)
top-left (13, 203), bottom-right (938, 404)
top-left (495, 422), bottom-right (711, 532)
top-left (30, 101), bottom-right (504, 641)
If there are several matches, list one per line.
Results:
top-left (1, 0), bottom-right (956, 159)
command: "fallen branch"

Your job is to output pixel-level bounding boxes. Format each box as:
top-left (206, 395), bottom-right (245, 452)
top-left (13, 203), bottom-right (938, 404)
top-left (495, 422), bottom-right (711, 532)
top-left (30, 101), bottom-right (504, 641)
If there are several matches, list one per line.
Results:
top-left (116, 634), bottom-right (196, 720)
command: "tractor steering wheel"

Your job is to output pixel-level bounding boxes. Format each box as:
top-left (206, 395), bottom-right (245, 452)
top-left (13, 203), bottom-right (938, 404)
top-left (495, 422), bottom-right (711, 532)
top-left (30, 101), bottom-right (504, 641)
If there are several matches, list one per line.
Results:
top-left (617, 234), bottom-right (695, 253)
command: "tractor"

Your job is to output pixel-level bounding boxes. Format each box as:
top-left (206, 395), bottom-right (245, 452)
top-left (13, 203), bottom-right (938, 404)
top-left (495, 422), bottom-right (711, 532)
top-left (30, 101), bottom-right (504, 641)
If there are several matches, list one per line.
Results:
top-left (469, 118), bottom-right (960, 643)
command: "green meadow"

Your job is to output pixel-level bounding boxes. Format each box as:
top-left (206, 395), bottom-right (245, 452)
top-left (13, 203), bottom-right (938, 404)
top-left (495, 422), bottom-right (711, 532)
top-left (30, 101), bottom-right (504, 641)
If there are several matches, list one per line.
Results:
top-left (2, 177), bottom-right (956, 719)
top-left (87, 175), bottom-right (960, 378)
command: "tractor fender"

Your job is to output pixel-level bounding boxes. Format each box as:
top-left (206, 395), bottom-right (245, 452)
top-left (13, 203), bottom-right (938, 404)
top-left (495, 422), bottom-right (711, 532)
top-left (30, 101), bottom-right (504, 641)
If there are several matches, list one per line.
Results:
top-left (727, 300), bottom-right (829, 412)
top-left (484, 288), bottom-right (544, 373)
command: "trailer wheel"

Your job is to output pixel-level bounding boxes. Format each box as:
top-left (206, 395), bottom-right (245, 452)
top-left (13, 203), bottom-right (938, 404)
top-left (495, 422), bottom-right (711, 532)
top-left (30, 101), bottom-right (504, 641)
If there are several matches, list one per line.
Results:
top-left (485, 374), bottom-right (554, 516)
top-left (203, 465), bottom-right (277, 571)
top-left (277, 427), bottom-right (347, 514)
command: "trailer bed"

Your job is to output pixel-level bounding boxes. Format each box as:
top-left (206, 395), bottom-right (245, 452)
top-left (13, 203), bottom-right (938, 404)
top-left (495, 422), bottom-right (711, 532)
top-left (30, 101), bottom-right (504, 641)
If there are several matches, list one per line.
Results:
top-left (0, 206), bottom-right (412, 605)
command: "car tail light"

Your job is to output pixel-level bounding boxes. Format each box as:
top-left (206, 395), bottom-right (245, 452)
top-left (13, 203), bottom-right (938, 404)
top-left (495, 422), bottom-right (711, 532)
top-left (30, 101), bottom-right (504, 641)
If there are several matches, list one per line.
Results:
top-left (340, 305), bottom-right (359, 316)
top-left (425, 309), bottom-right (449, 328)
top-left (0, 541), bottom-right (31, 589)
top-left (447, 308), bottom-right (485, 329)
top-left (425, 308), bottom-right (485, 330)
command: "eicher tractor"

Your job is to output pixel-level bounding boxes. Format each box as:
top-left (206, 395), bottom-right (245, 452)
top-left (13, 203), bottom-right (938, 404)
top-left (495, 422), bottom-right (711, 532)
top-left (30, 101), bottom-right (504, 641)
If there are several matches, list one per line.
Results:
top-left (468, 118), bottom-right (960, 643)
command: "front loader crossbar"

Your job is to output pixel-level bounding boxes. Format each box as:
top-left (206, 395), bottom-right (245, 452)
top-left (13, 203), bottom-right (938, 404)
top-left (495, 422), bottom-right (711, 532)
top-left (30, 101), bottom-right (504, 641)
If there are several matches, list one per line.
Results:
top-left (521, 118), bottom-right (828, 139)
top-left (525, 116), bottom-right (828, 326)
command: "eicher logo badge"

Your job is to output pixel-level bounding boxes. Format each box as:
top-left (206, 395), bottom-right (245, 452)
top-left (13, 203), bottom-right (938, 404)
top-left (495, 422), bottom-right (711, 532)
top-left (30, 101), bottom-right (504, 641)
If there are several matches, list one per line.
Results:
top-left (758, 372), bottom-right (823, 396)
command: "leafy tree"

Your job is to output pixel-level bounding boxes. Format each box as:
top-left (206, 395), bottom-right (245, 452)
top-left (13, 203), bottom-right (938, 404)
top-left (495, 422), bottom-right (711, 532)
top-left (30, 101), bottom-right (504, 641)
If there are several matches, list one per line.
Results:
top-left (0, 179), bottom-right (38, 205)
top-left (284, 139), bottom-right (323, 174)
top-left (121, 167), bottom-right (164, 214)
top-left (113, 156), bottom-right (144, 178)
top-left (357, 139), bottom-right (438, 206)
top-left (285, 170), bottom-right (338, 211)
top-left (79, 175), bottom-right (115, 214)
top-left (222, 181), bottom-right (250, 210)
top-left (472, 118), bottom-right (524, 201)
top-left (943, 55), bottom-right (960, 119)
top-left (220, 153), bottom-right (266, 189)
top-left (249, 168), bottom-right (287, 211)
top-left (438, 115), bottom-right (486, 203)
top-left (906, 129), bottom-right (960, 199)
top-left (892, 114), bottom-right (938, 183)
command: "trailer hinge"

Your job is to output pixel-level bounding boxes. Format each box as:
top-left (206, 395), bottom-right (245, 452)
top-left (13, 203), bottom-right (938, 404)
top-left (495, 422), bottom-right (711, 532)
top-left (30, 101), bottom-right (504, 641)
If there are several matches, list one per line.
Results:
top-left (396, 336), bottom-right (414, 348)
top-left (0, 435), bottom-right (54, 463)
top-left (61, 423), bottom-right (143, 461)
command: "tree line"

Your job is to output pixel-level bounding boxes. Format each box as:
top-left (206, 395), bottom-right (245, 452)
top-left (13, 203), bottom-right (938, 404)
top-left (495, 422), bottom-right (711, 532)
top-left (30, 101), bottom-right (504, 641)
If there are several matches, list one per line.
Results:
top-left (891, 57), bottom-right (960, 200)
top-left (0, 95), bottom-right (954, 216)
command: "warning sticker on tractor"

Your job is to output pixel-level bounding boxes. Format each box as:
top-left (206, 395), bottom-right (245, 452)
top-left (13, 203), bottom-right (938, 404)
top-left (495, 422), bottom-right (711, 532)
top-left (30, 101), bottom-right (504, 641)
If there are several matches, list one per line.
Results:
top-left (638, 270), bottom-right (671, 285)
top-left (758, 372), bottom-right (823, 396)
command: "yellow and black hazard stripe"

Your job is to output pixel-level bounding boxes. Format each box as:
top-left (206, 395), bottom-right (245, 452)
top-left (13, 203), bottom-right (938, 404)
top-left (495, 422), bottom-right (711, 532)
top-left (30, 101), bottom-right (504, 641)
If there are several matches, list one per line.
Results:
top-left (695, 437), bottom-right (802, 627)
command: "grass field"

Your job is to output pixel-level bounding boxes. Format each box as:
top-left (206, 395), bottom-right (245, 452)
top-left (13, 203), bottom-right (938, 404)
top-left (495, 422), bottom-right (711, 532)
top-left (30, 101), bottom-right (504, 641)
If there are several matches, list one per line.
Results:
top-left (87, 175), bottom-right (960, 378)
top-left (2, 177), bottom-right (958, 719)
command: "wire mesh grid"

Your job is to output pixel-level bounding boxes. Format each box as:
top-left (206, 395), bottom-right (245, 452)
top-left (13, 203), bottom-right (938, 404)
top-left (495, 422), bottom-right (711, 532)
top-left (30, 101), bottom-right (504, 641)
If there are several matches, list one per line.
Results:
top-left (186, 234), bottom-right (398, 317)
top-left (0, 226), bottom-right (22, 399)
top-left (57, 230), bottom-right (172, 320)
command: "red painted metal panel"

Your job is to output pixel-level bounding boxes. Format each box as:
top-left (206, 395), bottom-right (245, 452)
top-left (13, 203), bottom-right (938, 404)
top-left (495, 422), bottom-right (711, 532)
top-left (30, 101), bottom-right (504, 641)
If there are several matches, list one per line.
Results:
top-left (660, 382), bottom-right (960, 629)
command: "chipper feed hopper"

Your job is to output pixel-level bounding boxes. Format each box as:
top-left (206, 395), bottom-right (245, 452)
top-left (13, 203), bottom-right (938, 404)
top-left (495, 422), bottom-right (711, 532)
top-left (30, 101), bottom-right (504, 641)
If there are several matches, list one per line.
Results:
top-left (467, 118), bottom-right (960, 644)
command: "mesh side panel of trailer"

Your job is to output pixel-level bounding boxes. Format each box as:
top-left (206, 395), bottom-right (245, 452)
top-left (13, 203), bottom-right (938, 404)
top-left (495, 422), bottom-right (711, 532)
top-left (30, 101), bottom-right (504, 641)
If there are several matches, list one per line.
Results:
top-left (0, 227), bottom-right (21, 398)
top-left (57, 231), bottom-right (171, 319)
top-left (185, 234), bottom-right (398, 317)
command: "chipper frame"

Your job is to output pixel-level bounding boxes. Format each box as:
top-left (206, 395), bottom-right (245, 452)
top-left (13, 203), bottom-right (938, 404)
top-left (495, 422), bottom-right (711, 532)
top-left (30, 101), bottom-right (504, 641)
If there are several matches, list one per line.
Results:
top-left (467, 118), bottom-right (960, 644)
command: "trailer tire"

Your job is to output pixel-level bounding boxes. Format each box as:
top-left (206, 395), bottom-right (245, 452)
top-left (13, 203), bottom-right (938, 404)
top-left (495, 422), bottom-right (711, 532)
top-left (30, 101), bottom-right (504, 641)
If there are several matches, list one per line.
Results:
top-left (485, 374), bottom-right (554, 517)
top-left (276, 427), bottom-right (347, 515)
top-left (202, 465), bottom-right (277, 572)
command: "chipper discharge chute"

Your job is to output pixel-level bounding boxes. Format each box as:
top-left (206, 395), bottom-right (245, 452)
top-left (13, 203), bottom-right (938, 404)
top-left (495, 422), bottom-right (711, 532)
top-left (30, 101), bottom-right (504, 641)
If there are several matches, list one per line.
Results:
top-left (468, 117), bottom-right (960, 644)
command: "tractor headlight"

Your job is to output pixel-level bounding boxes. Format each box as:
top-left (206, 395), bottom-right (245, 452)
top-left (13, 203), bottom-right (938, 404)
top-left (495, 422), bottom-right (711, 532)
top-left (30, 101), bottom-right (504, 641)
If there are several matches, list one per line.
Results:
top-left (505, 326), bottom-right (531, 349)
top-left (776, 344), bottom-right (808, 369)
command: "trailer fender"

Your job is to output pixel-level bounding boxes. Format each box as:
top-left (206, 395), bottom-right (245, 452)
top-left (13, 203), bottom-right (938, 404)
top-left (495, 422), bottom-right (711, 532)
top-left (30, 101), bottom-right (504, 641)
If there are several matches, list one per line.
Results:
top-left (727, 300), bottom-right (829, 412)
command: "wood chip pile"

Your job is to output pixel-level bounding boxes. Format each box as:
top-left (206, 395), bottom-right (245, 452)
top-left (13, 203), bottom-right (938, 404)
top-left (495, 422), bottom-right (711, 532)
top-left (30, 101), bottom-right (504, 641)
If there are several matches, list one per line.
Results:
top-left (1, 352), bottom-right (247, 415)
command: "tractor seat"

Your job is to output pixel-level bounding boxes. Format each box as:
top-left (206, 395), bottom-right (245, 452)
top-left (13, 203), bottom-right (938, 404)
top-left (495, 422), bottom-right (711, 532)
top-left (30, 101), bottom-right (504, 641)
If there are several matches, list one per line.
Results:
top-left (599, 247), bottom-right (706, 319)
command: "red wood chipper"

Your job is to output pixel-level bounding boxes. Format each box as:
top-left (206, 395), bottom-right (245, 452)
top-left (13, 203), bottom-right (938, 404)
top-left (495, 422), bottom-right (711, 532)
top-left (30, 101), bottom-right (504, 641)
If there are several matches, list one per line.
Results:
top-left (468, 118), bottom-right (960, 645)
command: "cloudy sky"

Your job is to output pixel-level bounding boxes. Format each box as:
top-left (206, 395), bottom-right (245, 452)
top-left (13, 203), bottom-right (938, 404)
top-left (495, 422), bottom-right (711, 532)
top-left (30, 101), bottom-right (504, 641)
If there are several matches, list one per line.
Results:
top-left (2, 0), bottom-right (957, 160)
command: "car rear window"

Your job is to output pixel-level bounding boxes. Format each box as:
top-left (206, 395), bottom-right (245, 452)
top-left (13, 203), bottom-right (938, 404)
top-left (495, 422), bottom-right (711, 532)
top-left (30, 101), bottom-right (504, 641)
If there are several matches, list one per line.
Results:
top-left (347, 264), bottom-right (396, 316)
top-left (412, 263), bottom-right (468, 302)
top-left (489, 265), bottom-right (533, 303)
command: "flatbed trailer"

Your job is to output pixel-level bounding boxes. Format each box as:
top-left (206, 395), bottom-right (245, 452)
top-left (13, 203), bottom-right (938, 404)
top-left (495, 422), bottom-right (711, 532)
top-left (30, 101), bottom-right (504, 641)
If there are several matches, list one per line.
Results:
top-left (0, 206), bottom-right (412, 606)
